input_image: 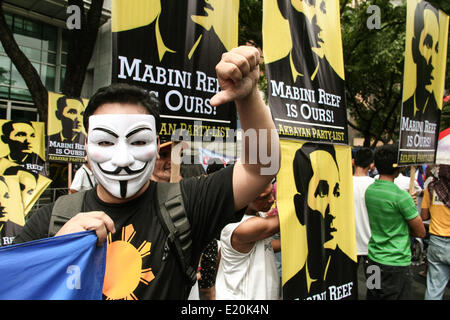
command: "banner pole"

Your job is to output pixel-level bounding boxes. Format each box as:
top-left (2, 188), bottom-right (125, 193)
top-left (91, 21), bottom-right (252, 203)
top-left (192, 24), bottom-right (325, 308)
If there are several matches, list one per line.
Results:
top-left (68, 163), bottom-right (72, 194)
top-left (409, 165), bottom-right (416, 195)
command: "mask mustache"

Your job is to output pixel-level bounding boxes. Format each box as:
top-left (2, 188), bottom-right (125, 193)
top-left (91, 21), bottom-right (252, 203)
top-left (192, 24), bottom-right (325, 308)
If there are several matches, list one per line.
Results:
top-left (98, 162), bottom-right (148, 175)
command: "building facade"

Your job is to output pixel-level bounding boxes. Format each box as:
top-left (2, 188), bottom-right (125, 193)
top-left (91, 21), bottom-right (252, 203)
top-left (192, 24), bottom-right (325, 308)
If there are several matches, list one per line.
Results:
top-left (0, 0), bottom-right (112, 122)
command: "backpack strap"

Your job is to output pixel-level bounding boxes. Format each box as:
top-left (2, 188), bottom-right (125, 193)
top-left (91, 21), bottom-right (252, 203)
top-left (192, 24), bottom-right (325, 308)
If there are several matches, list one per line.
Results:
top-left (48, 191), bottom-right (87, 237)
top-left (156, 182), bottom-right (196, 286)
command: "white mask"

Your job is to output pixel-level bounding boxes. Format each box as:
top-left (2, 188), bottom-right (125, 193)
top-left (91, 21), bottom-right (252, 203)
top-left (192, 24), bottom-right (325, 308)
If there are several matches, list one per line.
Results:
top-left (87, 114), bottom-right (157, 199)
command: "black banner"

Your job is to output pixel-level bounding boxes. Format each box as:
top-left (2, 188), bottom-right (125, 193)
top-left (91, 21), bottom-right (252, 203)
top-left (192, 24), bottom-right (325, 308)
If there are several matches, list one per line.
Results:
top-left (111, 0), bottom-right (239, 142)
top-left (263, 0), bottom-right (348, 144)
top-left (398, 0), bottom-right (449, 165)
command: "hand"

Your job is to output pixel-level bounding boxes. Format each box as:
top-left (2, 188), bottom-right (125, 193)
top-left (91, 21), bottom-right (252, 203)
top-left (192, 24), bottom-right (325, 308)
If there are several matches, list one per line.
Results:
top-left (55, 211), bottom-right (116, 247)
top-left (210, 45), bottom-right (260, 107)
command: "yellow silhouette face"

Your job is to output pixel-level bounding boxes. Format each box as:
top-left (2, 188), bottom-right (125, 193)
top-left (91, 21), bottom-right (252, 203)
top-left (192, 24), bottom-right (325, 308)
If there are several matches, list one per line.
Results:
top-left (112, 0), bottom-right (161, 32)
top-left (9, 123), bottom-right (35, 154)
top-left (419, 9), bottom-right (440, 93)
top-left (62, 99), bottom-right (85, 134)
top-left (307, 150), bottom-right (339, 248)
top-left (307, 151), bottom-right (339, 214)
top-left (0, 179), bottom-right (10, 223)
top-left (111, 0), bottom-right (174, 61)
top-left (191, 0), bottom-right (239, 52)
top-left (289, 0), bottom-right (344, 78)
top-left (17, 170), bottom-right (37, 198)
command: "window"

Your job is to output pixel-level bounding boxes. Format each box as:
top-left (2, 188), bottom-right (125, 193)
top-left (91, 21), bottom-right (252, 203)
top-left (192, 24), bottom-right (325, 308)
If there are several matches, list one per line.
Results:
top-left (0, 13), bottom-right (65, 106)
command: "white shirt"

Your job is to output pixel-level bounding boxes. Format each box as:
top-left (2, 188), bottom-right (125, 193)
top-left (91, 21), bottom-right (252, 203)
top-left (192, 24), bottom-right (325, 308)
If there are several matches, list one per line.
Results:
top-left (216, 214), bottom-right (280, 300)
top-left (394, 173), bottom-right (422, 195)
top-left (70, 164), bottom-right (97, 192)
top-left (353, 176), bottom-right (374, 256)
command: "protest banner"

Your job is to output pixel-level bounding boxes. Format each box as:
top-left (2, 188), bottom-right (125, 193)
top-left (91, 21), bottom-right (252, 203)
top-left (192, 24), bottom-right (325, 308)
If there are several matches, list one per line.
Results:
top-left (0, 175), bottom-right (24, 246)
top-left (264, 0), bottom-right (356, 300)
top-left (398, 0), bottom-right (449, 166)
top-left (111, 0), bottom-right (239, 142)
top-left (0, 158), bottom-right (52, 216)
top-left (277, 139), bottom-right (357, 300)
top-left (436, 128), bottom-right (450, 165)
top-left (0, 120), bottom-right (46, 176)
top-left (0, 231), bottom-right (106, 300)
top-left (47, 92), bottom-right (88, 163)
top-left (263, 0), bottom-right (348, 144)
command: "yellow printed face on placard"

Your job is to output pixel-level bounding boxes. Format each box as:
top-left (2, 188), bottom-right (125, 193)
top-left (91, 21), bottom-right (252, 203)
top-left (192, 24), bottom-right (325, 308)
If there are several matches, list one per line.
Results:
top-left (290, 0), bottom-right (344, 77)
top-left (277, 140), bottom-right (356, 295)
top-left (112, 0), bottom-right (238, 61)
top-left (306, 150), bottom-right (340, 249)
top-left (0, 121), bottom-right (45, 162)
top-left (190, 0), bottom-right (239, 52)
top-left (403, 0), bottom-right (449, 111)
top-left (263, 0), bottom-right (344, 80)
top-left (0, 175), bottom-right (24, 229)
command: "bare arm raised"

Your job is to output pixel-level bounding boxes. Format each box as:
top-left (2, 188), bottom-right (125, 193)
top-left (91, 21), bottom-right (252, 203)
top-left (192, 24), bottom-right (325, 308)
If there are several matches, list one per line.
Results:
top-left (211, 46), bottom-right (280, 211)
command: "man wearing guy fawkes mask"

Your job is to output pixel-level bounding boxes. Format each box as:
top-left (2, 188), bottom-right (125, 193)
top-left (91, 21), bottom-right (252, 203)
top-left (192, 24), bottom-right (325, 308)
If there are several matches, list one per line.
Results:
top-left (13, 46), bottom-right (281, 300)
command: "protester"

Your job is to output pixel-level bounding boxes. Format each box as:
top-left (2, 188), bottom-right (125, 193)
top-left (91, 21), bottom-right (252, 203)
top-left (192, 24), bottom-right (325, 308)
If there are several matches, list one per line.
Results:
top-left (150, 140), bottom-right (172, 183)
top-left (149, 138), bottom-right (207, 300)
top-left (13, 45), bottom-right (280, 300)
top-left (197, 159), bottom-right (225, 300)
top-left (268, 181), bottom-right (282, 298)
top-left (215, 182), bottom-right (280, 300)
top-left (365, 144), bottom-right (426, 300)
top-left (49, 96), bottom-right (86, 144)
top-left (352, 147), bottom-right (374, 292)
top-left (421, 164), bottom-right (450, 300)
top-left (69, 161), bottom-right (97, 193)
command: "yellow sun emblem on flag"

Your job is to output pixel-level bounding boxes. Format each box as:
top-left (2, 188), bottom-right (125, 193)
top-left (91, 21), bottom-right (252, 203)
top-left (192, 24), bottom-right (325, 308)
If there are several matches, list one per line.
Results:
top-left (103, 224), bottom-right (155, 300)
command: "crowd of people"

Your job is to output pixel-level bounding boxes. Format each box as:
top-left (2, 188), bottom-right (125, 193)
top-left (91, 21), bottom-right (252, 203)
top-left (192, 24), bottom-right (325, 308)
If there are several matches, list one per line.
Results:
top-left (353, 146), bottom-right (449, 300)
top-left (8, 45), bottom-right (449, 301)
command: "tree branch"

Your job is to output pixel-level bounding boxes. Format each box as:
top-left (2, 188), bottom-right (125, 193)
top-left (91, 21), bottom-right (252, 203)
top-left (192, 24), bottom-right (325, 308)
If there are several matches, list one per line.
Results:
top-left (0, 0), bottom-right (48, 119)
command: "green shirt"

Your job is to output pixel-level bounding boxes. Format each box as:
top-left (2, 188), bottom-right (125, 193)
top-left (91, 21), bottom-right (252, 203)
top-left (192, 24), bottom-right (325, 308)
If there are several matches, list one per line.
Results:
top-left (365, 179), bottom-right (418, 266)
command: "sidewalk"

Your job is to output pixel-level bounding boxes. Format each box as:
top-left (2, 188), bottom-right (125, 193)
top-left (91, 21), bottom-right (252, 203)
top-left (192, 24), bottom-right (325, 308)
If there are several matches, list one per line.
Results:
top-left (356, 260), bottom-right (450, 300)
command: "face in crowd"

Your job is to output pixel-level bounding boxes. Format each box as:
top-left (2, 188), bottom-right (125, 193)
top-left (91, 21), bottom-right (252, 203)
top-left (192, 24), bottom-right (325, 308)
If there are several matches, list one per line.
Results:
top-left (56, 97), bottom-right (85, 139)
top-left (413, 6), bottom-right (440, 95)
top-left (293, 144), bottom-right (340, 279)
top-left (247, 183), bottom-right (275, 214)
top-left (87, 112), bottom-right (158, 199)
top-left (2, 122), bottom-right (35, 158)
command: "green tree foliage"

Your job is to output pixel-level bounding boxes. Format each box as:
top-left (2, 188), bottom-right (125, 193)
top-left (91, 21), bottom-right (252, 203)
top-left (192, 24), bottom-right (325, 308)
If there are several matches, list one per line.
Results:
top-left (0, 0), bottom-right (104, 120)
top-left (341, 0), bottom-right (407, 147)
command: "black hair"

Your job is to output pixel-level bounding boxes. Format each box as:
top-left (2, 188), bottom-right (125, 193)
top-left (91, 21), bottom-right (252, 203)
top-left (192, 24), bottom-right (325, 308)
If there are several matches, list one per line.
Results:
top-left (206, 158), bottom-right (225, 174)
top-left (374, 144), bottom-right (398, 175)
top-left (293, 142), bottom-right (339, 196)
top-left (413, 1), bottom-right (439, 41)
top-left (56, 95), bottom-right (84, 113)
top-left (3, 165), bottom-right (38, 180)
top-left (1, 121), bottom-right (33, 140)
top-left (354, 147), bottom-right (374, 168)
top-left (83, 83), bottom-right (161, 133)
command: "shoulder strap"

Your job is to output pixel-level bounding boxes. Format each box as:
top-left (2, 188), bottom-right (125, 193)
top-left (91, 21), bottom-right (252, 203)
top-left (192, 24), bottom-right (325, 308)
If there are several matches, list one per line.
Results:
top-left (156, 182), bottom-right (196, 286)
top-left (82, 167), bottom-right (95, 189)
top-left (48, 191), bottom-right (87, 237)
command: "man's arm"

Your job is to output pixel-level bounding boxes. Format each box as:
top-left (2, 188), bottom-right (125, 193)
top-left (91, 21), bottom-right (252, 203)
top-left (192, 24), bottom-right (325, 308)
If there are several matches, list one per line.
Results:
top-left (231, 215), bottom-right (280, 254)
top-left (407, 215), bottom-right (426, 238)
top-left (420, 208), bottom-right (430, 221)
top-left (420, 188), bottom-right (431, 221)
top-left (211, 46), bottom-right (280, 211)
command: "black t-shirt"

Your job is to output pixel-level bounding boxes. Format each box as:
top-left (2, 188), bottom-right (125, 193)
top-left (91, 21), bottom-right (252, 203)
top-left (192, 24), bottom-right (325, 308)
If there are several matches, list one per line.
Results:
top-left (14, 165), bottom-right (242, 300)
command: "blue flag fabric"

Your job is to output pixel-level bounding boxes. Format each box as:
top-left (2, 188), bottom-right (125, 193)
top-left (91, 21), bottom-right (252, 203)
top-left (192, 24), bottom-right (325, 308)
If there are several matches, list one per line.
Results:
top-left (0, 231), bottom-right (106, 300)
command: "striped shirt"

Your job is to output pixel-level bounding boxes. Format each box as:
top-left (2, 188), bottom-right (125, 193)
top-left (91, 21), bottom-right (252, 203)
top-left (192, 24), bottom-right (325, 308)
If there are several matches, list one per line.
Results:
top-left (365, 179), bottom-right (418, 266)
